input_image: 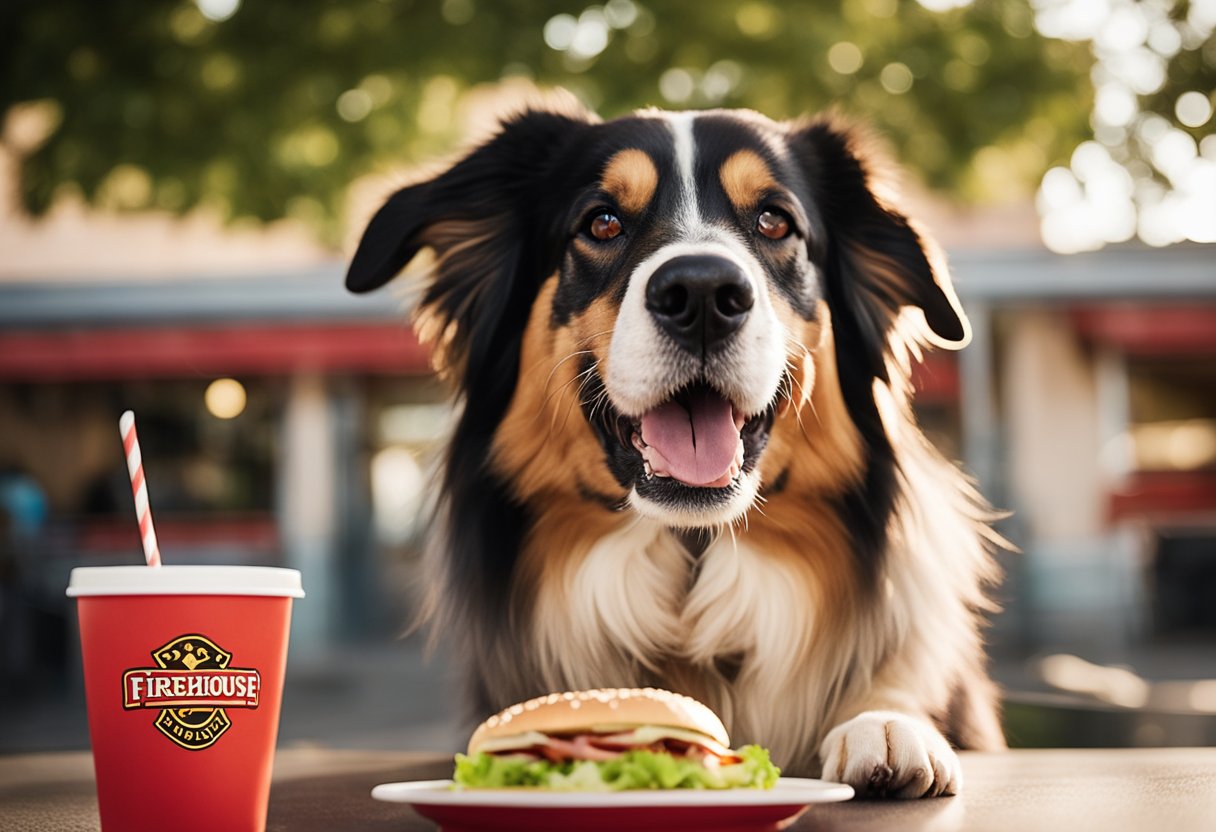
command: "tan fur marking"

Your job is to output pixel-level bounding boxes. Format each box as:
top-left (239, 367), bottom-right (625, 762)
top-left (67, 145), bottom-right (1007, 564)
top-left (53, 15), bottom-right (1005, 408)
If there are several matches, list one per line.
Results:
top-left (600, 149), bottom-right (659, 215)
top-left (495, 283), bottom-right (636, 666)
top-left (720, 149), bottom-right (778, 212)
top-left (493, 277), bottom-right (624, 504)
top-left (761, 300), bottom-right (865, 496)
top-left (576, 297), bottom-right (618, 365)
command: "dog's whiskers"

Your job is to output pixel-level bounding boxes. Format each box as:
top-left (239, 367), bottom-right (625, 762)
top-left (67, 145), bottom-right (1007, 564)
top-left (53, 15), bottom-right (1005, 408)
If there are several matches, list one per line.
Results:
top-left (578, 329), bottom-right (615, 346)
top-left (542, 350), bottom-right (595, 394)
top-left (777, 348), bottom-right (821, 441)
top-left (541, 359), bottom-right (597, 411)
top-left (585, 386), bottom-right (613, 428)
top-left (558, 367), bottom-right (605, 434)
top-left (549, 362), bottom-right (601, 432)
top-left (543, 364), bottom-right (598, 426)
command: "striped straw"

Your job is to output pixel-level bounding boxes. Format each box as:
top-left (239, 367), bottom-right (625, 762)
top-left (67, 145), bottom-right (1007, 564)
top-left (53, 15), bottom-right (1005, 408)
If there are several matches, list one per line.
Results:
top-left (119, 410), bottom-right (162, 568)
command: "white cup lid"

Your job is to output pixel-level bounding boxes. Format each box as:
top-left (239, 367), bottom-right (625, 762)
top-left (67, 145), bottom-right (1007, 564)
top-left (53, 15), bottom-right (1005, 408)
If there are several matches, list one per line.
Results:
top-left (67, 565), bottom-right (305, 598)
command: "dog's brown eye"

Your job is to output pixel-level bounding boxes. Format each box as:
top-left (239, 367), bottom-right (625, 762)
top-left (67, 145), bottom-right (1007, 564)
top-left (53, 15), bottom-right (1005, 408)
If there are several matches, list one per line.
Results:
top-left (590, 213), bottom-right (623, 241)
top-left (757, 209), bottom-right (790, 240)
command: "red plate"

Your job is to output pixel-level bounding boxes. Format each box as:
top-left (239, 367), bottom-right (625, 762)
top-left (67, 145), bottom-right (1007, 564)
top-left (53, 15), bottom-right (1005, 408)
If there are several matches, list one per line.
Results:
top-left (370, 777), bottom-right (854, 831)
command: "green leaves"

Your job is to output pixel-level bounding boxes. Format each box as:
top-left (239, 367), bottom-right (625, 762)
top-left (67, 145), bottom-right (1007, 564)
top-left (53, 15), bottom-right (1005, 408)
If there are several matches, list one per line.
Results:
top-left (453, 745), bottom-right (781, 791)
top-left (5, 0), bottom-right (1202, 245)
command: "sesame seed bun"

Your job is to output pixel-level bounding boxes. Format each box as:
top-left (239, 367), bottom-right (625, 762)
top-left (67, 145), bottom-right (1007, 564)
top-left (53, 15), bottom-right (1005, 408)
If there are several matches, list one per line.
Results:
top-left (467, 688), bottom-right (730, 755)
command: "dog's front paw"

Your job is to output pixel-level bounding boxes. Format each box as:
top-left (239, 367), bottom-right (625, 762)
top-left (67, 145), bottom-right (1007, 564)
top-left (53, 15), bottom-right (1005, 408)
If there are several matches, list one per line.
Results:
top-left (819, 711), bottom-right (961, 798)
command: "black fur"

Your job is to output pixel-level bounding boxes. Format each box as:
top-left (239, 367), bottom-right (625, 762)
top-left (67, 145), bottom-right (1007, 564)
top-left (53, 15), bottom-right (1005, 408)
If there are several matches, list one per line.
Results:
top-left (787, 119), bottom-right (968, 583)
top-left (789, 120), bottom-right (968, 355)
top-left (347, 108), bottom-right (596, 710)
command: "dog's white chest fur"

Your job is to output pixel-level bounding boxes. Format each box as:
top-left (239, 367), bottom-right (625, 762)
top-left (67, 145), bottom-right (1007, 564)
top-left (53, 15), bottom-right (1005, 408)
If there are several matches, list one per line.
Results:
top-left (532, 519), bottom-right (828, 762)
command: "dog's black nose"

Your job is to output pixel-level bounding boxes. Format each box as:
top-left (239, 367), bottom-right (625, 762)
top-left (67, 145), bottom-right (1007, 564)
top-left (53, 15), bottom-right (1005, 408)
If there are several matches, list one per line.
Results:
top-left (645, 255), bottom-right (754, 355)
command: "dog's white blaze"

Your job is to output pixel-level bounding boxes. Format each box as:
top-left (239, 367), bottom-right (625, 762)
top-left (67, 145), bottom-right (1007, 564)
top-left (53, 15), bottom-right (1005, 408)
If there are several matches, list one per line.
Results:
top-left (666, 111), bottom-right (700, 234)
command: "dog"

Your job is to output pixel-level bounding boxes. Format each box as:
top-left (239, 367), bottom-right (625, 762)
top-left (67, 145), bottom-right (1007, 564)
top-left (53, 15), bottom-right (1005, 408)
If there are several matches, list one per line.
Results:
top-left (346, 98), bottom-right (1006, 797)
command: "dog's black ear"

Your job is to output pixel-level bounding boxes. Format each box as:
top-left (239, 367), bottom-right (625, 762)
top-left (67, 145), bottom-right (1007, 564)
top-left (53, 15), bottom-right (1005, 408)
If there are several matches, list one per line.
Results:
top-left (788, 118), bottom-right (969, 369)
top-left (346, 104), bottom-right (593, 376)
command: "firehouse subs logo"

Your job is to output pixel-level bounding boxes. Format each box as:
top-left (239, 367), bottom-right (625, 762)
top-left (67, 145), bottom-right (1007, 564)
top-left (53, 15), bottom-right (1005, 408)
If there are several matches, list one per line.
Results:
top-left (122, 634), bottom-right (260, 750)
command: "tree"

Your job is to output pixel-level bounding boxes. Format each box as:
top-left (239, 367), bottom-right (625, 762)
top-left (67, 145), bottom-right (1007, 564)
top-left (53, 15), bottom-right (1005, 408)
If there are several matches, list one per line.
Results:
top-left (2, 0), bottom-right (1209, 249)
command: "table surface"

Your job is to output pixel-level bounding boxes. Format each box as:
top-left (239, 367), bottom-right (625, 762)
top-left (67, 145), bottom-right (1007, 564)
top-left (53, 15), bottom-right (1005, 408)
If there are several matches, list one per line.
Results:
top-left (3, 747), bottom-right (1215, 831)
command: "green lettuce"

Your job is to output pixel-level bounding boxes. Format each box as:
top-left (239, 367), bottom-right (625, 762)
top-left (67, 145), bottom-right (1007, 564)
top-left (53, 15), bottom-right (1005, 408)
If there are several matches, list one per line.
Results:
top-left (453, 745), bottom-right (780, 791)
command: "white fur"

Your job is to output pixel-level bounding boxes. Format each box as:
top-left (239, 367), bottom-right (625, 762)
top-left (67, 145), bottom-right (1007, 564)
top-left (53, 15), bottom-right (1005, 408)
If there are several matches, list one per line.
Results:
top-left (680, 536), bottom-right (824, 763)
top-left (605, 236), bottom-right (789, 528)
top-left (532, 519), bottom-right (690, 692)
top-left (667, 111), bottom-right (700, 235)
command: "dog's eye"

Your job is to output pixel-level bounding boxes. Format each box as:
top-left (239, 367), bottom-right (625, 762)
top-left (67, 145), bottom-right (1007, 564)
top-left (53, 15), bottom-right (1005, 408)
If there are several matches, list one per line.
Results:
top-left (756, 209), bottom-right (791, 240)
top-left (589, 213), bottom-right (623, 241)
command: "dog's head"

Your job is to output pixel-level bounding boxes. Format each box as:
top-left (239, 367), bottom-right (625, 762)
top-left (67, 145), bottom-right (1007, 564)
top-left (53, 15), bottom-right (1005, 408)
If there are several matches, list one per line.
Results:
top-left (348, 103), bottom-right (968, 530)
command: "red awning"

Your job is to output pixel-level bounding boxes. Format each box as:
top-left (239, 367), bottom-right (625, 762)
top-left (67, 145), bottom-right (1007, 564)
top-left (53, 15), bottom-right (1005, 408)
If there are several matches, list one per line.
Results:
top-left (0, 323), bottom-right (432, 380)
top-left (1109, 471), bottom-right (1216, 522)
top-left (1071, 305), bottom-right (1216, 355)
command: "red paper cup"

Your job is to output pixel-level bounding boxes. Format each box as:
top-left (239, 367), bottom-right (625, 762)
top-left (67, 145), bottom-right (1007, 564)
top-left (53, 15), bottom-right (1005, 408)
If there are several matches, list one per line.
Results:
top-left (68, 566), bottom-right (304, 832)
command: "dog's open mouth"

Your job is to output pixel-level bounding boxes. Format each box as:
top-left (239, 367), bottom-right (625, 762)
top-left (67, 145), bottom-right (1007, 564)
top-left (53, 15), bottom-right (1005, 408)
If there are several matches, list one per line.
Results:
top-left (630, 384), bottom-right (746, 488)
top-left (583, 371), bottom-right (777, 500)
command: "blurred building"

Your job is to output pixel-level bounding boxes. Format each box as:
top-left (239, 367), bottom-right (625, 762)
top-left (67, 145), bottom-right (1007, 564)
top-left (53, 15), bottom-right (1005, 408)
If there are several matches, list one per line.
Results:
top-left (937, 246), bottom-right (1216, 660)
top-left (0, 269), bottom-right (448, 693)
top-left (1, 243), bottom-right (1214, 698)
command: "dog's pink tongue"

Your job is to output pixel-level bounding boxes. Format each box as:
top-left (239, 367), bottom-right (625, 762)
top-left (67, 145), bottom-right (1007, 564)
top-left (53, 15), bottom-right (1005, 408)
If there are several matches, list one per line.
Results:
top-left (640, 389), bottom-right (739, 487)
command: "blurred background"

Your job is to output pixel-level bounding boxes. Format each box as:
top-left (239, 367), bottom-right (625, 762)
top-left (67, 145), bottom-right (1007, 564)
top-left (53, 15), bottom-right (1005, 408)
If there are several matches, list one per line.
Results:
top-left (1, 0), bottom-right (1214, 754)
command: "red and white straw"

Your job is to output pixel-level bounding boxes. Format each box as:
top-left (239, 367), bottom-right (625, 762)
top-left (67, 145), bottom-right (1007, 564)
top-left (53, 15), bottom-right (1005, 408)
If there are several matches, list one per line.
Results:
top-left (119, 410), bottom-right (162, 568)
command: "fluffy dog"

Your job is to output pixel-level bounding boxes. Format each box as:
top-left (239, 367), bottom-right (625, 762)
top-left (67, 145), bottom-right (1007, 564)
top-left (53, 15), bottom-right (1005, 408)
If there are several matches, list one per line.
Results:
top-left (346, 100), bottom-right (1005, 797)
